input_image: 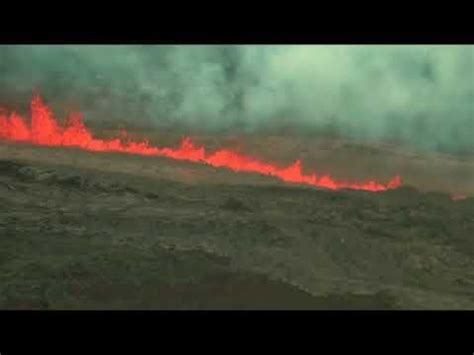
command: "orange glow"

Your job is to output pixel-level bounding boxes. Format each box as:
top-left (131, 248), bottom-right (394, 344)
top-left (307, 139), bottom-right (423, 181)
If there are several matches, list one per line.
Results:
top-left (0, 95), bottom-right (402, 192)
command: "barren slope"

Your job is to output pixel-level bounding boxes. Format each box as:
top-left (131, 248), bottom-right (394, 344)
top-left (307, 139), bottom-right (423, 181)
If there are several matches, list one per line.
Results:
top-left (1, 135), bottom-right (473, 309)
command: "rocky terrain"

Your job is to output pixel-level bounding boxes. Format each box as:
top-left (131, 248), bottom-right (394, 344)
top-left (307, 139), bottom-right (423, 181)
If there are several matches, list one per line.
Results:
top-left (1, 136), bottom-right (473, 309)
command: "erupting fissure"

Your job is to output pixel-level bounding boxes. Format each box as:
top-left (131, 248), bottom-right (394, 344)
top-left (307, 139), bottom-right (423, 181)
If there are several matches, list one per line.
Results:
top-left (0, 95), bottom-right (402, 192)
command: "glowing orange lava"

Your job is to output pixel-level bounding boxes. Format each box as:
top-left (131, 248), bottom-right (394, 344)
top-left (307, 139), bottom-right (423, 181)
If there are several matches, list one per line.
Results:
top-left (0, 95), bottom-right (402, 192)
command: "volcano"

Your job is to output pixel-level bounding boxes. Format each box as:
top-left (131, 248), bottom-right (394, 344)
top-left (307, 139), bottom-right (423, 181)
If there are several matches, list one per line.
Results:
top-left (0, 95), bottom-right (401, 192)
top-left (1, 95), bottom-right (473, 311)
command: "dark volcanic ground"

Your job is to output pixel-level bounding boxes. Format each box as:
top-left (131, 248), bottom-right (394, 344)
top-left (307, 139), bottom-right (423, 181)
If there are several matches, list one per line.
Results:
top-left (1, 138), bottom-right (474, 309)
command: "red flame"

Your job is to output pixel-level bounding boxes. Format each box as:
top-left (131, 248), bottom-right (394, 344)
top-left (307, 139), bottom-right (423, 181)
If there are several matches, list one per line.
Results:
top-left (0, 95), bottom-right (402, 192)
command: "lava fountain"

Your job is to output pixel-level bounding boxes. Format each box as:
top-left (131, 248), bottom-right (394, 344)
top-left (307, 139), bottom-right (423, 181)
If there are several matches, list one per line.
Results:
top-left (0, 95), bottom-right (402, 192)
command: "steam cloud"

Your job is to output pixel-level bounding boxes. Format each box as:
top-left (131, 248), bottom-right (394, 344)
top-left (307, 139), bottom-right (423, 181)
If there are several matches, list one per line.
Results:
top-left (0, 45), bottom-right (472, 152)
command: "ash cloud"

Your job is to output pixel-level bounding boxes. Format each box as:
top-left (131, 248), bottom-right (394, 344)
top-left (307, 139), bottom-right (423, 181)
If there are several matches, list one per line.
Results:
top-left (0, 45), bottom-right (472, 153)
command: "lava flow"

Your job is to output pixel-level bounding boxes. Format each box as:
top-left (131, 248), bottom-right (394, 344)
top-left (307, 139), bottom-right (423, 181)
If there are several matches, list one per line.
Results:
top-left (0, 95), bottom-right (402, 192)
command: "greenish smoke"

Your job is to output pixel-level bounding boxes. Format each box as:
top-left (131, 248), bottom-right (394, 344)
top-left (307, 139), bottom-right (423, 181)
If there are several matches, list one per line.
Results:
top-left (0, 45), bottom-right (472, 153)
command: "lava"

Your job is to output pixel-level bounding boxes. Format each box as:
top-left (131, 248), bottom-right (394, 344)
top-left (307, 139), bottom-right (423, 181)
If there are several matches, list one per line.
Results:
top-left (0, 95), bottom-right (402, 192)
top-left (451, 194), bottom-right (467, 201)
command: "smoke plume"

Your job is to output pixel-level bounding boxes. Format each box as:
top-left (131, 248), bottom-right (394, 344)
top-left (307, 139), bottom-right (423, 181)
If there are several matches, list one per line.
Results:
top-left (0, 45), bottom-right (472, 153)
